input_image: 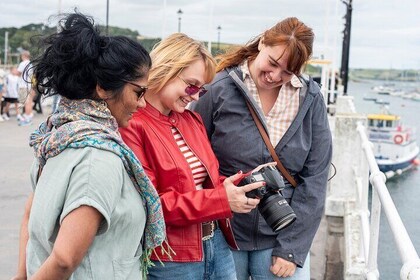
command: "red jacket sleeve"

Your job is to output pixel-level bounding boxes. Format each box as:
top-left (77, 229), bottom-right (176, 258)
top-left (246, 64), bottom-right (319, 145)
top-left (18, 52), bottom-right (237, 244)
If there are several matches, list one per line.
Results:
top-left (120, 119), bottom-right (232, 227)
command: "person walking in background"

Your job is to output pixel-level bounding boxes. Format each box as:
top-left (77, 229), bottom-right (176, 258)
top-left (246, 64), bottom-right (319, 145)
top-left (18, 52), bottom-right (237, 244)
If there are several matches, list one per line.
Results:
top-left (1, 66), bottom-right (20, 121)
top-left (17, 50), bottom-right (35, 126)
top-left (119, 33), bottom-right (266, 280)
top-left (11, 11), bottom-right (165, 280)
top-left (0, 92), bottom-right (3, 122)
top-left (191, 17), bottom-right (333, 279)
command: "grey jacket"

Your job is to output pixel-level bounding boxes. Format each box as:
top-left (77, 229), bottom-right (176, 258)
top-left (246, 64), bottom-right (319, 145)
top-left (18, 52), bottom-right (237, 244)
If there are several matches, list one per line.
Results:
top-left (190, 67), bottom-right (332, 267)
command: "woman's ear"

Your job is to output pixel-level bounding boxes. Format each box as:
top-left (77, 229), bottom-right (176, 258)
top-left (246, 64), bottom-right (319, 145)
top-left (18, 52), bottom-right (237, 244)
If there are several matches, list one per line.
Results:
top-left (96, 84), bottom-right (108, 100)
top-left (258, 37), bottom-right (264, 51)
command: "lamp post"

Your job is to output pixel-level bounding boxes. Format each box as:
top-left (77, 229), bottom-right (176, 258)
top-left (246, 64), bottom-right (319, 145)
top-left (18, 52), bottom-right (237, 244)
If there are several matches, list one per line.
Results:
top-left (217, 25), bottom-right (222, 51)
top-left (177, 9), bottom-right (183, 32)
top-left (106, 0), bottom-right (110, 35)
top-left (340, 0), bottom-right (353, 95)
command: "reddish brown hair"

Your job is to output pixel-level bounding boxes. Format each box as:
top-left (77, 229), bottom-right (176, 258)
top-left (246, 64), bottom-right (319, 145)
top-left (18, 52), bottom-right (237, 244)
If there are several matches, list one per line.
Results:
top-left (216, 17), bottom-right (314, 75)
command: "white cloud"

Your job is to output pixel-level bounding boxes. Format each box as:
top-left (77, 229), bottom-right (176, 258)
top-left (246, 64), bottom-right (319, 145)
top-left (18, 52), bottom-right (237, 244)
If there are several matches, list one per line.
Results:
top-left (0, 0), bottom-right (418, 69)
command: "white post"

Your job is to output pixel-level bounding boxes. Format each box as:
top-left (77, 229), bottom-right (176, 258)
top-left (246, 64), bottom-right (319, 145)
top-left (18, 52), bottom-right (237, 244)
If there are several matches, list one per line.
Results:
top-left (4, 31), bottom-right (8, 66)
top-left (161, 0), bottom-right (167, 39)
top-left (207, 0), bottom-right (214, 52)
top-left (365, 184), bottom-right (381, 280)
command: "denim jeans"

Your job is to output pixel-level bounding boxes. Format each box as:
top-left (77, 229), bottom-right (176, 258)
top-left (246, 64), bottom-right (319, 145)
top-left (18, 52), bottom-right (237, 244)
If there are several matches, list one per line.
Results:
top-left (148, 228), bottom-right (236, 280)
top-left (232, 248), bottom-right (310, 280)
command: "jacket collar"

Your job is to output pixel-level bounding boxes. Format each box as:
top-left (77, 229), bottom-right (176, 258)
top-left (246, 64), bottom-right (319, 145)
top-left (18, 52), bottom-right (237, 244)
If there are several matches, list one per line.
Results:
top-left (144, 101), bottom-right (179, 126)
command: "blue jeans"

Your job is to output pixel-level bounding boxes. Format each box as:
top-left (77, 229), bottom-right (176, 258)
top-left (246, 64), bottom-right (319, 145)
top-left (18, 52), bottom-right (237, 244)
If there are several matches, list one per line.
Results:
top-left (148, 228), bottom-right (236, 280)
top-left (232, 248), bottom-right (310, 280)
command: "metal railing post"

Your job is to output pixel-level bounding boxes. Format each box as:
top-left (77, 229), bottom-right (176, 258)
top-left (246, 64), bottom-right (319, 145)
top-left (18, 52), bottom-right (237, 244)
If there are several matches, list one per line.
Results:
top-left (357, 122), bottom-right (420, 280)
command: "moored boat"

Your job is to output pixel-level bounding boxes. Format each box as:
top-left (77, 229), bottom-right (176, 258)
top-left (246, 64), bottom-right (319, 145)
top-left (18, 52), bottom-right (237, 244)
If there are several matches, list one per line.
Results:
top-left (371, 84), bottom-right (395, 95)
top-left (367, 113), bottom-right (419, 178)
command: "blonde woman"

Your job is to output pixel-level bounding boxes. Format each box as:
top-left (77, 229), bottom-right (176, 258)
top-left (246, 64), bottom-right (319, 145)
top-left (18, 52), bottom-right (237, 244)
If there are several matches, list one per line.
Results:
top-left (120, 33), bottom-right (265, 279)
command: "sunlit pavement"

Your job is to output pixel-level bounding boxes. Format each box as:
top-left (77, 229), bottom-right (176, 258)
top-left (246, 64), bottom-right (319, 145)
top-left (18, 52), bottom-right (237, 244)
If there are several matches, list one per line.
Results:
top-left (0, 110), bottom-right (48, 279)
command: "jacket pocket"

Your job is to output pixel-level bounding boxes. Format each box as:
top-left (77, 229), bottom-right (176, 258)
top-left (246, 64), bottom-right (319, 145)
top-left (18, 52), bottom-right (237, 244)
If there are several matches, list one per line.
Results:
top-left (112, 255), bottom-right (141, 280)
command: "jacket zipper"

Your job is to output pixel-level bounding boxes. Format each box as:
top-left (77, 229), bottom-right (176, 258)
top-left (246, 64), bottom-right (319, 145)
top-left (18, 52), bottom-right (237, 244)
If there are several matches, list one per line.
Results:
top-left (174, 126), bottom-right (214, 261)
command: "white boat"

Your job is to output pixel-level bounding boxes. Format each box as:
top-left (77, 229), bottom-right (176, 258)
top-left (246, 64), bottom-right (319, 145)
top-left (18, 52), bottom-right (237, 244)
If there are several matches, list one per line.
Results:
top-left (367, 113), bottom-right (419, 177)
top-left (389, 89), bottom-right (405, 96)
top-left (410, 92), bottom-right (420, 102)
top-left (371, 84), bottom-right (395, 95)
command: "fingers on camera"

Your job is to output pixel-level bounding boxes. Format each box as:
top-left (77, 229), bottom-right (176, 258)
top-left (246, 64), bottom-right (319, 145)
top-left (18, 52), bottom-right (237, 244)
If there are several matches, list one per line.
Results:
top-left (245, 181), bottom-right (265, 192)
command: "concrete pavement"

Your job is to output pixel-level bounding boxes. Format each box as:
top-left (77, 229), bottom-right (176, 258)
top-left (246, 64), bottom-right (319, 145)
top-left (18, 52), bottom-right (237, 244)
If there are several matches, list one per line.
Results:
top-left (0, 111), bottom-right (47, 279)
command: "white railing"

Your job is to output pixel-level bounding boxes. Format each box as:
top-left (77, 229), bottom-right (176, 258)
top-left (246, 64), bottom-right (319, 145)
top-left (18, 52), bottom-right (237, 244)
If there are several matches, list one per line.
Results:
top-left (356, 122), bottom-right (420, 280)
top-left (326, 96), bottom-right (420, 279)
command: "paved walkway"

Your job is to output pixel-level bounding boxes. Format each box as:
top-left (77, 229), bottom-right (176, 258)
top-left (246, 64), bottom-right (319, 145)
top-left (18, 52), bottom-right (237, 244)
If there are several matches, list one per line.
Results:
top-left (0, 111), bottom-right (48, 279)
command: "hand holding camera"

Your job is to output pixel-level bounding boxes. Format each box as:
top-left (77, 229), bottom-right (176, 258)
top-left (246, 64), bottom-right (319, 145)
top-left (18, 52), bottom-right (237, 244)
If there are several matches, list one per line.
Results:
top-left (237, 164), bottom-right (296, 232)
top-left (223, 171), bottom-right (265, 213)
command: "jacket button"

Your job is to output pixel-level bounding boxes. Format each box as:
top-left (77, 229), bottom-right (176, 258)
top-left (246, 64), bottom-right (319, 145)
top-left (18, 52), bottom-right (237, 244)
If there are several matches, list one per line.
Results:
top-left (170, 119), bottom-right (175, 123)
top-left (288, 254), bottom-right (293, 259)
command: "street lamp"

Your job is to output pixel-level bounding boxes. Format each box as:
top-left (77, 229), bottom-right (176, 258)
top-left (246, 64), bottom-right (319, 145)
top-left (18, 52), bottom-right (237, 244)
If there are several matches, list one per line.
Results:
top-left (217, 25), bottom-right (222, 51)
top-left (177, 9), bottom-right (183, 32)
top-left (106, 0), bottom-right (110, 35)
top-left (340, 0), bottom-right (353, 95)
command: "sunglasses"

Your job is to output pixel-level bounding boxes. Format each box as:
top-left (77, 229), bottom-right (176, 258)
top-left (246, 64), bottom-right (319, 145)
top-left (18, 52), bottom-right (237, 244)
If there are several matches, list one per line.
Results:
top-left (178, 76), bottom-right (208, 96)
top-left (124, 80), bottom-right (148, 100)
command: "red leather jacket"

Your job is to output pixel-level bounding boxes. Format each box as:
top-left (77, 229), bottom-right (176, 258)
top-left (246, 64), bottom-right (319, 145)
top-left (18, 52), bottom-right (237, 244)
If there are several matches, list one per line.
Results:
top-left (119, 103), bottom-right (237, 262)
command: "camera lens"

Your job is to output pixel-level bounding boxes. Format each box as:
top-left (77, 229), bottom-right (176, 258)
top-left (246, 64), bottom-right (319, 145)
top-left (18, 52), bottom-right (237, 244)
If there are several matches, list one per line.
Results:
top-left (258, 193), bottom-right (296, 232)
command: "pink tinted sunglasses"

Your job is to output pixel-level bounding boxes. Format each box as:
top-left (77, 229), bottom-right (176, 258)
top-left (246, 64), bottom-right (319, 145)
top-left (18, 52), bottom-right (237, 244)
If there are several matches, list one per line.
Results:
top-left (178, 76), bottom-right (208, 96)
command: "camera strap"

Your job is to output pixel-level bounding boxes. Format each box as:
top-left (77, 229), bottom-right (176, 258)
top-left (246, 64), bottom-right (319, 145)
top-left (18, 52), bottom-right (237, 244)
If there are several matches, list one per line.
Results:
top-left (245, 100), bottom-right (298, 187)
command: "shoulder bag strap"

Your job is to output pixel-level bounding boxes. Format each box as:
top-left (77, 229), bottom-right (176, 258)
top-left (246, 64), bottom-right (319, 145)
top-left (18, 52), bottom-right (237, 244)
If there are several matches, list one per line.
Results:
top-left (245, 100), bottom-right (298, 187)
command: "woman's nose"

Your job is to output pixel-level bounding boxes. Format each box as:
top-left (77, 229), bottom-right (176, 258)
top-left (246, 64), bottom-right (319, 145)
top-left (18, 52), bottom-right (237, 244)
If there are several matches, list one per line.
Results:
top-left (137, 97), bottom-right (146, 108)
top-left (190, 92), bottom-right (200, 101)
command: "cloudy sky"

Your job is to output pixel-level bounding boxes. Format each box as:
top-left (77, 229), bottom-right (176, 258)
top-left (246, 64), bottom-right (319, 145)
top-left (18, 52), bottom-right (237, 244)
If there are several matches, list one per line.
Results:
top-left (1, 0), bottom-right (419, 70)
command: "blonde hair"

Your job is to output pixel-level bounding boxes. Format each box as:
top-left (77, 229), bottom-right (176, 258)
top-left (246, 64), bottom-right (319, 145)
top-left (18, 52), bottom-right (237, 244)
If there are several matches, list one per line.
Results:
top-left (148, 33), bottom-right (216, 94)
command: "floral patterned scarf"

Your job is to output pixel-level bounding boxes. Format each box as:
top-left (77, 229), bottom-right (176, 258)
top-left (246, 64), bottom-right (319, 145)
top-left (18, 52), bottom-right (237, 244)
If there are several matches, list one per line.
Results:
top-left (29, 96), bottom-right (166, 272)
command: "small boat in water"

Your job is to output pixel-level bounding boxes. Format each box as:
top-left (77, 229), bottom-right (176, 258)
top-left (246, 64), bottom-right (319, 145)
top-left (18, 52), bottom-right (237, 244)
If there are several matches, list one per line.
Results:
top-left (371, 84), bottom-right (395, 95)
top-left (374, 99), bottom-right (390, 105)
top-left (367, 113), bottom-right (420, 178)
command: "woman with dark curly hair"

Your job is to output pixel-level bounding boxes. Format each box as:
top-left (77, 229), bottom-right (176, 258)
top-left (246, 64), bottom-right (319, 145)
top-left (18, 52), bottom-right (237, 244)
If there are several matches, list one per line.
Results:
top-left (11, 12), bottom-right (165, 280)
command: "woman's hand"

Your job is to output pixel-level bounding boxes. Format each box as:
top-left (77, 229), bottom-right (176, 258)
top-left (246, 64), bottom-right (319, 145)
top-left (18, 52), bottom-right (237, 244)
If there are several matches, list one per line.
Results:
top-left (270, 256), bottom-right (296, 277)
top-left (223, 171), bottom-right (264, 213)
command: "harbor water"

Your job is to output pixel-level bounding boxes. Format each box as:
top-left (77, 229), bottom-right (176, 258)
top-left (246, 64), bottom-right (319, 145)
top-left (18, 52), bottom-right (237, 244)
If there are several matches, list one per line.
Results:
top-left (349, 80), bottom-right (420, 279)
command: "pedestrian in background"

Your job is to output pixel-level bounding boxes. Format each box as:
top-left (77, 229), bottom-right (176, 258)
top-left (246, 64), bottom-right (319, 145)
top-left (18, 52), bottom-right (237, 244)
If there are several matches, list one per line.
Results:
top-left (1, 66), bottom-right (20, 121)
top-left (17, 50), bottom-right (35, 126)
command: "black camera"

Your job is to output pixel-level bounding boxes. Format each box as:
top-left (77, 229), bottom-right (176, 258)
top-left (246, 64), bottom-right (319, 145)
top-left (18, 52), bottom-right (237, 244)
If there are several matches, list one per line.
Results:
top-left (238, 165), bottom-right (296, 232)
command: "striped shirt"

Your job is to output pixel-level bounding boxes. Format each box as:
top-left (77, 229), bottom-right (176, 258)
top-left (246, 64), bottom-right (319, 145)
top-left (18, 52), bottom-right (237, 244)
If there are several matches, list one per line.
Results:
top-left (172, 127), bottom-right (208, 190)
top-left (240, 61), bottom-right (302, 146)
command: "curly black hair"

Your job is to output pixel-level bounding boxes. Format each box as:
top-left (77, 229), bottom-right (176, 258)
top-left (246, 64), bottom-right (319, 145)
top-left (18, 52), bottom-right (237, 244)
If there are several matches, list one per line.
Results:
top-left (31, 11), bottom-right (151, 100)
